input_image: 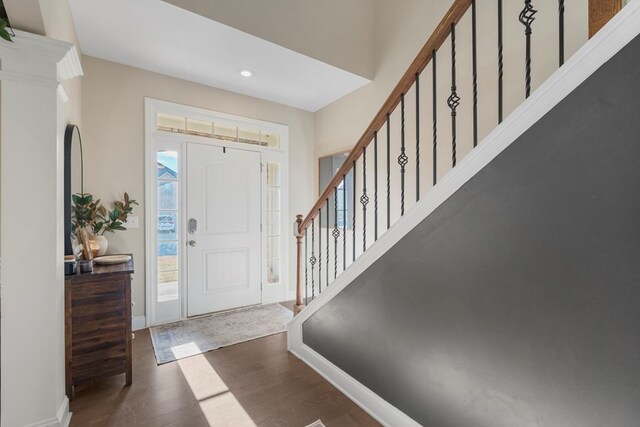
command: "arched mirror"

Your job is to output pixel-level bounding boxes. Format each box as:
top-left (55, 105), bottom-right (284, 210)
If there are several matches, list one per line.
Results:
top-left (64, 124), bottom-right (84, 255)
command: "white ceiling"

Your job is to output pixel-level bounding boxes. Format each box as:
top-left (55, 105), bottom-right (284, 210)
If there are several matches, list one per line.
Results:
top-left (69, 0), bottom-right (371, 112)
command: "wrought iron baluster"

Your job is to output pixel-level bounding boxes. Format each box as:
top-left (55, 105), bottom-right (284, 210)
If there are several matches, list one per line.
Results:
top-left (304, 227), bottom-right (308, 305)
top-left (333, 188), bottom-right (339, 280)
top-left (399, 94), bottom-right (408, 216)
top-left (447, 23), bottom-right (460, 168)
top-left (559, 0), bottom-right (565, 66)
top-left (310, 219), bottom-right (316, 300)
top-left (361, 147), bottom-right (369, 252)
top-left (374, 131), bottom-right (379, 241)
top-left (352, 160), bottom-right (357, 262)
top-left (342, 174), bottom-right (346, 271)
top-left (433, 50), bottom-right (438, 185)
top-left (472, 0), bottom-right (478, 147)
top-left (386, 113), bottom-right (391, 230)
top-left (498, 0), bottom-right (504, 123)
top-left (325, 198), bottom-right (329, 287)
top-left (519, 0), bottom-right (537, 98)
top-left (415, 73), bottom-right (420, 202)
top-left (318, 207), bottom-right (322, 293)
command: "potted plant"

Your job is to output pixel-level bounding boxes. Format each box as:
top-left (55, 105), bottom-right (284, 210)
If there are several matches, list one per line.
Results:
top-left (0, 2), bottom-right (14, 43)
top-left (71, 192), bottom-right (138, 256)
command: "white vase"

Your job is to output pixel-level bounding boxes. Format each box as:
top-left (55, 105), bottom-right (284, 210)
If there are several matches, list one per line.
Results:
top-left (90, 235), bottom-right (109, 256)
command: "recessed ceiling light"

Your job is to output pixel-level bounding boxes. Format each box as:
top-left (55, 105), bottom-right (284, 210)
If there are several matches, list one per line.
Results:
top-left (240, 70), bottom-right (252, 77)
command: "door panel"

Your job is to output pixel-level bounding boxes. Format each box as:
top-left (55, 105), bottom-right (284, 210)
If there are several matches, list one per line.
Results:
top-left (187, 143), bottom-right (261, 316)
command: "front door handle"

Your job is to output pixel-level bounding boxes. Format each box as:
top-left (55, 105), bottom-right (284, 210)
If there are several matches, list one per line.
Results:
top-left (188, 240), bottom-right (197, 247)
top-left (188, 218), bottom-right (198, 235)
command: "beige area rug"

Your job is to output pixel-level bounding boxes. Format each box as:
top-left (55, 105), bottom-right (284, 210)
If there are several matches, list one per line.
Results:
top-left (149, 303), bottom-right (293, 364)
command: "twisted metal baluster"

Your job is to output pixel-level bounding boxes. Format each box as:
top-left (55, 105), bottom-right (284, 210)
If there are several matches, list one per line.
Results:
top-left (519, 0), bottom-right (537, 98)
top-left (559, 0), bottom-right (565, 66)
top-left (310, 218), bottom-right (316, 300)
top-left (374, 131), bottom-right (379, 241)
top-left (433, 50), bottom-right (438, 185)
top-left (472, 0), bottom-right (478, 147)
top-left (361, 148), bottom-right (369, 251)
top-left (333, 188), bottom-right (339, 280)
top-left (361, 147), bottom-right (369, 252)
top-left (415, 73), bottom-right (420, 202)
top-left (498, 0), bottom-right (504, 123)
top-left (304, 227), bottom-right (308, 305)
top-left (447, 23), bottom-right (460, 168)
top-left (325, 198), bottom-right (329, 287)
top-left (398, 94), bottom-right (408, 216)
top-left (318, 207), bottom-right (322, 293)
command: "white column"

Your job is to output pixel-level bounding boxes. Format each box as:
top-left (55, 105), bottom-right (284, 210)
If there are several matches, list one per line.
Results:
top-left (1, 31), bottom-right (82, 427)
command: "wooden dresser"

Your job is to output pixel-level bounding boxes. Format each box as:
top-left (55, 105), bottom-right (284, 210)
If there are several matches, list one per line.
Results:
top-left (65, 256), bottom-right (134, 398)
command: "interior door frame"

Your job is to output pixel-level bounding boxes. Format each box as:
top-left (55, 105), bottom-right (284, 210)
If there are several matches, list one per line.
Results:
top-left (144, 98), bottom-right (290, 327)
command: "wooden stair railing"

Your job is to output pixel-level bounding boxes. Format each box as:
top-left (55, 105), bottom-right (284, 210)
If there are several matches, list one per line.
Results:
top-left (292, 0), bottom-right (623, 315)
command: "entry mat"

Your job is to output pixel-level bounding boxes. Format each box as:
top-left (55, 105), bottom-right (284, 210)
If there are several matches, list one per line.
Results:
top-left (149, 303), bottom-right (293, 364)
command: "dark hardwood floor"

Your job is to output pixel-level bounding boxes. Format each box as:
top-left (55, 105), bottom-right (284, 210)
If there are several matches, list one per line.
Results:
top-left (69, 329), bottom-right (380, 427)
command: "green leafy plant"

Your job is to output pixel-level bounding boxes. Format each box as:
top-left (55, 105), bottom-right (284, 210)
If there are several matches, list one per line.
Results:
top-left (71, 193), bottom-right (106, 235)
top-left (0, 2), bottom-right (13, 43)
top-left (0, 18), bottom-right (12, 42)
top-left (100, 192), bottom-right (139, 234)
top-left (72, 192), bottom-right (138, 236)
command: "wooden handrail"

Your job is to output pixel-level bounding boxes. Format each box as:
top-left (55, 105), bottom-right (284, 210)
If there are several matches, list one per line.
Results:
top-left (298, 0), bottom-right (472, 232)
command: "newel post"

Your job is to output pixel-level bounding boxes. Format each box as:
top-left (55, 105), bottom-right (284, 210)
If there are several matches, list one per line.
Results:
top-left (293, 214), bottom-right (305, 315)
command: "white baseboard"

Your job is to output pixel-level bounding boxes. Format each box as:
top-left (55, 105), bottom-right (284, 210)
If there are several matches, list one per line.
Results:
top-left (290, 343), bottom-right (420, 427)
top-left (25, 397), bottom-right (71, 427)
top-left (132, 315), bottom-right (146, 331)
top-left (57, 397), bottom-right (71, 427)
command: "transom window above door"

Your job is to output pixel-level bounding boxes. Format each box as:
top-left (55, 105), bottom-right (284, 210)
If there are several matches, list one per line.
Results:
top-left (157, 113), bottom-right (280, 148)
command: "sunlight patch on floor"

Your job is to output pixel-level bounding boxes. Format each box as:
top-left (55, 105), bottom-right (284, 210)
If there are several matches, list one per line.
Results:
top-left (177, 347), bottom-right (257, 427)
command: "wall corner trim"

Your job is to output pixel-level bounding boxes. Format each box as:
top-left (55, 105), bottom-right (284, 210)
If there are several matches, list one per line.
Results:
top-left (24, 397), bottom-right (71, 427)
top-left (291, 343), bottom-right (421, 426)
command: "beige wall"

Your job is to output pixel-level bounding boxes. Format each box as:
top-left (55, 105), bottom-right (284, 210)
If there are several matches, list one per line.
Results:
top-left (164, 0), bottom-right (375, 79)
top-left (82, 55), bottom-right (315, 317)
top-left (314, 0), bottom-right (450, 161)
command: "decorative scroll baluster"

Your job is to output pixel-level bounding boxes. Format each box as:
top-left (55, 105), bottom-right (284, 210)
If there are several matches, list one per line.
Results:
top-left (361, 147), bottom-right (369, 251)
top-left (310, 218), bottom-right (316, 300)
top-left (374, 131), bottom-right (379, 241)
top-left (333, 188), bottom-right (339, 280)
top-left (415, 73), bottom-right (420, 202)
top-left (304, 227), bottom-right (308, 305)
top-left (519, 0), bottom-right (537, 98)
top-left (386, 113), bottom-right (391, 230)
top-left (352, 161), bottom-right (357, 262)
top-left (498, 0), bottom-right (504, 123)
top-left (342, 174), bottom-right (346, 271)
top-left (559, 0), bottom-right (565, 66)
top-left (399, 94), bottom-right (408, 216)
top-left (447, 23), bottom-right (460, 168)
top-left (433, 50), bottom-right (438, 185)
top-left (318, 207), bottom-right (322, 293)
top-left (472, 0), bottom-right (478, 147)
top-left (325, 198), bottom-right (329, 287)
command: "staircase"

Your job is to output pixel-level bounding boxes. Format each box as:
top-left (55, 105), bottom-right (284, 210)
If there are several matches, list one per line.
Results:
top-left (289, 1), bottom-right (640, 425)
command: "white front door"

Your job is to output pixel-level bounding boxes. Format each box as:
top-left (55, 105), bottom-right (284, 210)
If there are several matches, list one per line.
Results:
top-left (186, 143), bottom-right (262, 317)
